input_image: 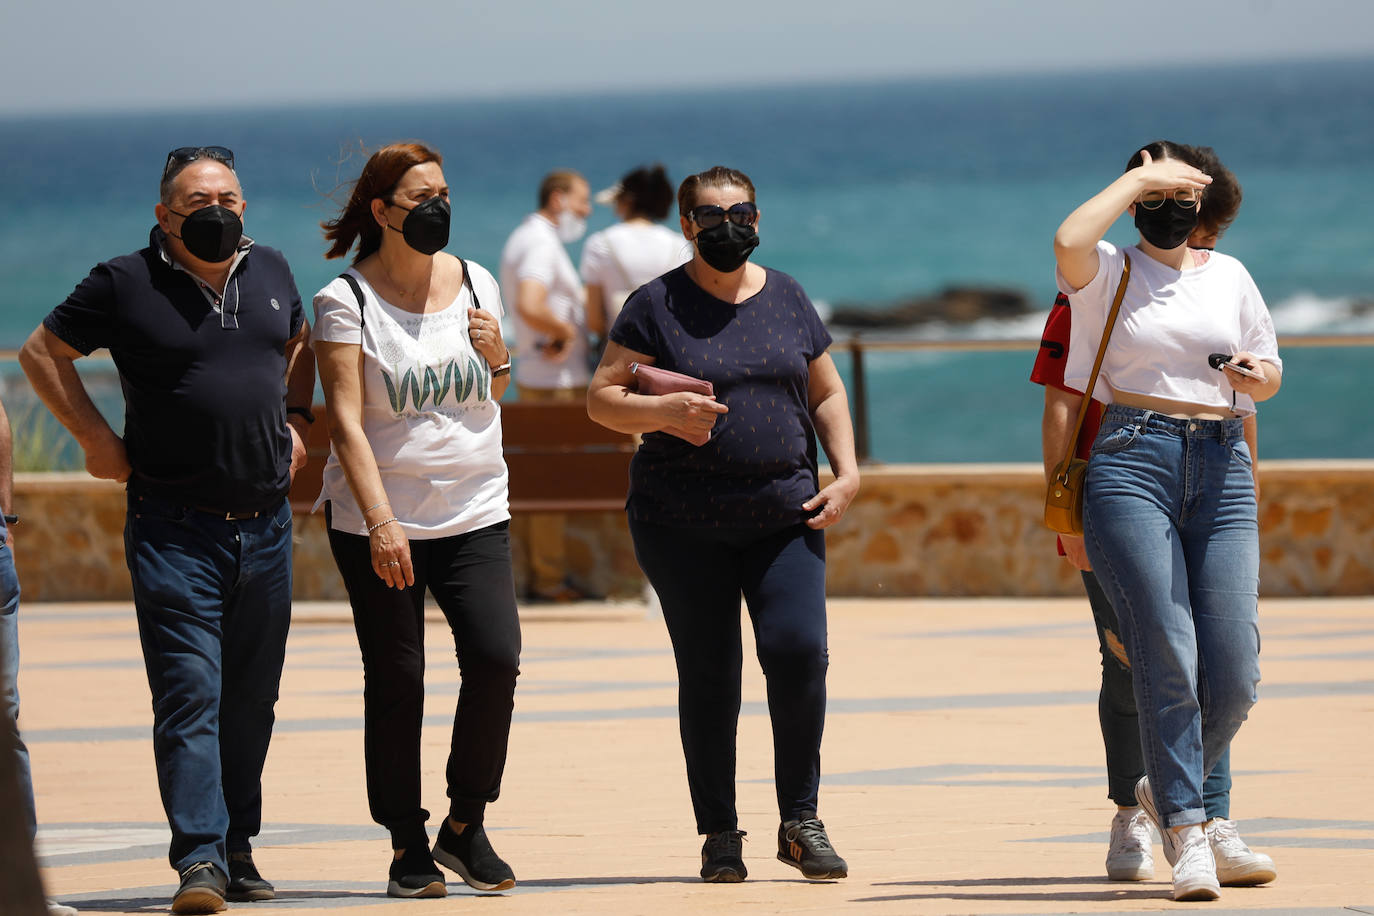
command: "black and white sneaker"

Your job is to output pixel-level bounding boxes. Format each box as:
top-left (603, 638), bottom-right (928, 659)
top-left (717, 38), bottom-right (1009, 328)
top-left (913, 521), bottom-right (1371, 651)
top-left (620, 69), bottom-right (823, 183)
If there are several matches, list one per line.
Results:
top-left (432, 821), bottom-right (516, 891)
top-left (777, 817), bottom-right (848, 880)
top-left (700, 829), bottom-right (748, 882)
top-left (387, 847), bottom-right (446, 898)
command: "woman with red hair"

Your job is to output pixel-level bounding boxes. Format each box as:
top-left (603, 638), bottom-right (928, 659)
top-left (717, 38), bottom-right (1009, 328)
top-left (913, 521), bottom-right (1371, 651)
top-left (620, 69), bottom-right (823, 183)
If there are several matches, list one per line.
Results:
top-left (314, 142), bottom-right (520, 898)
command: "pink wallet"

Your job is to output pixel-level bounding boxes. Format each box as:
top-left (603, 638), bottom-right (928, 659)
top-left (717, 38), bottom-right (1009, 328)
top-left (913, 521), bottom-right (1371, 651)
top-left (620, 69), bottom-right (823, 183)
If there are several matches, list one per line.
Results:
top-left (629, 362), bottom-right (715, 445)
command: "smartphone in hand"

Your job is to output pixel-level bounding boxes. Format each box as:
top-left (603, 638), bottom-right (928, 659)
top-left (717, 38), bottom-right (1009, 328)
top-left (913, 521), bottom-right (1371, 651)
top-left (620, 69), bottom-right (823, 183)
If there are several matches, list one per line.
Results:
top-left (1207, 353), bottom-right (1266, 382)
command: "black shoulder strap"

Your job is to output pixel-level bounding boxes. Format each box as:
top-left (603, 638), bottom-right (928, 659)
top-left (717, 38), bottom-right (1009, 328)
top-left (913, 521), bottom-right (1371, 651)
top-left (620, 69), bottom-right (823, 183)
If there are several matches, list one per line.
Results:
top-left (340, 261), bottom-right (478, 326)
top-left (457, 258), bottom-right (480, 311)
top-left (338, 271), bottom-right (366, 328)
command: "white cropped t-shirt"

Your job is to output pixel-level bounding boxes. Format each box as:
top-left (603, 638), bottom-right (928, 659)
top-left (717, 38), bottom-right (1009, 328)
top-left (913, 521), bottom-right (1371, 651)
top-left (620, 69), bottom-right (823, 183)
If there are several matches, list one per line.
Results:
top-left (1057, 241), bottom-right (1281, 417)
top-left (310, 261), bottom-right (510, 538)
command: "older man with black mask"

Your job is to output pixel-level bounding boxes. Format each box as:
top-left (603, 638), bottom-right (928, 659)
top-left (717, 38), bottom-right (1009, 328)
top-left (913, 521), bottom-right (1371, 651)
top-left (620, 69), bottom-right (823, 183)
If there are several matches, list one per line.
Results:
top-left (19, 147), bottom-right (315, 915)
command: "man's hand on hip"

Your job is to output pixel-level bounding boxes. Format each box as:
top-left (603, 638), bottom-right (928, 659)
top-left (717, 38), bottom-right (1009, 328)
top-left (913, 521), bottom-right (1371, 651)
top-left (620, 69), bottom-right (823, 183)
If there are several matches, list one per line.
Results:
top-left (83, 429), bottom-right (131, 482)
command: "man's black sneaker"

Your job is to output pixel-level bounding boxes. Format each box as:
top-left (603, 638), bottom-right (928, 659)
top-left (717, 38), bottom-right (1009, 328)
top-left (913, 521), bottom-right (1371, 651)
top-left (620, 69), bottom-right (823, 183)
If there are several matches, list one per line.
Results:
top-left (700, 829), bottom-right (748, 882)
top-left (777, 818), bottom-right (848, 880)
top-left (388, 846), bottom-right (446, 898)
top-left (172, 862), bottom-right (227, 915)
top-left (226, 851), bottom-right (275, 902)
top-left (432, 821), bottom-right (516, 891)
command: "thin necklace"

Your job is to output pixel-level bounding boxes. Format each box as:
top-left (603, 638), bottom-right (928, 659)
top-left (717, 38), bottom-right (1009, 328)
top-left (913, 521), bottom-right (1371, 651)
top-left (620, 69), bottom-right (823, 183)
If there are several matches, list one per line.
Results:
top-left (380, 250), bottom-right (427, 305)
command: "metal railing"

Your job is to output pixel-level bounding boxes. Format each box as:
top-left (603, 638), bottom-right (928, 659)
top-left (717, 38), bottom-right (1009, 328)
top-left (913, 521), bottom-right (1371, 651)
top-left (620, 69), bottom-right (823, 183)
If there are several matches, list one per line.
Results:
top-left (835, 333), bottom-right (1374, 463)
top-left (5, 332), bottom-right (1372, 466)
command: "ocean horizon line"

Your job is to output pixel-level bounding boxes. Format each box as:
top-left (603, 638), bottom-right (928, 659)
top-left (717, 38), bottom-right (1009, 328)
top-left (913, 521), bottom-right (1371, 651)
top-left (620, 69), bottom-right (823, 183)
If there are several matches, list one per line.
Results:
top-left (4, 53), bottom-right (1372, 122)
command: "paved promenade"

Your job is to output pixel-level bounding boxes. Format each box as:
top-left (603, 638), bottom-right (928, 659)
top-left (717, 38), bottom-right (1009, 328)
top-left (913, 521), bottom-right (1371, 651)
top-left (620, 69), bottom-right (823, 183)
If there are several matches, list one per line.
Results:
top-left (16, 595), bottom-right (1374, 914)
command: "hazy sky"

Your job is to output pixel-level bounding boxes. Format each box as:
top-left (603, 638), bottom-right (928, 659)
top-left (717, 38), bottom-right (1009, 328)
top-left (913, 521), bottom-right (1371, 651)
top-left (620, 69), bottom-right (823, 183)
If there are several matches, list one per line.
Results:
top-left (5, 0), bottom-right (1374, 115)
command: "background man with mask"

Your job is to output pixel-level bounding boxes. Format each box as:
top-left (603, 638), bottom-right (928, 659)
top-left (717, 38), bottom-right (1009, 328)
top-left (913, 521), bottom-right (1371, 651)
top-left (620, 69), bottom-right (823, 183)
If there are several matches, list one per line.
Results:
top-left (18, 146), bottom-right (315, 915)
top-left (499, 168), bottom-right (593, 602)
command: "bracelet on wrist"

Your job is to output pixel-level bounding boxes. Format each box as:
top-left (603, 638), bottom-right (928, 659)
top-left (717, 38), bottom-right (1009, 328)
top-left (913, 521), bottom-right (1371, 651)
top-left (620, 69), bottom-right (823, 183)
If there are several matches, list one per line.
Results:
top-left (286, 406), bottom-right (316, 424)
top-left (490, 361), bottom-right (511, 378)
top-left (361, 501), bottom-right (388, 514)
top-left (366, 516), bottom-right (398, 533)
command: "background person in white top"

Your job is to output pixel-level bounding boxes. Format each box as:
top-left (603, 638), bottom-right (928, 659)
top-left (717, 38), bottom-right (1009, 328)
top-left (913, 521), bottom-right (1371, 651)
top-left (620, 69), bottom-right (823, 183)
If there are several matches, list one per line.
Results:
top-left (501, 169), bottom-right (593, 391)
top-left (499, 169), bottom-right (593, 601)
top-left (582, 164), bottom-right (692, 344)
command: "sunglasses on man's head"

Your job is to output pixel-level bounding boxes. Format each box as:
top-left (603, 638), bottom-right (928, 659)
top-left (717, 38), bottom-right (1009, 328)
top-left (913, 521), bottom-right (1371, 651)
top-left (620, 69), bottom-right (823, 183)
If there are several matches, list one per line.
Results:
top-left (688, 202), bottom-right (758, 229)
top-left (163, 146), bottom-right (235, 179)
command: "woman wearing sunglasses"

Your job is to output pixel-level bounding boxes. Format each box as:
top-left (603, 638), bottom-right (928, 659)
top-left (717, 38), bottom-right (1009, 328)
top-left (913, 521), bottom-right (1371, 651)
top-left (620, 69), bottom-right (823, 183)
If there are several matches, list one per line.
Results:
top-left (588, 166), bottom-right (859, 884)
top-left (1053, 141), bottom-right (1282, 902)
top-left (311, 142), bottom-right (520, 898)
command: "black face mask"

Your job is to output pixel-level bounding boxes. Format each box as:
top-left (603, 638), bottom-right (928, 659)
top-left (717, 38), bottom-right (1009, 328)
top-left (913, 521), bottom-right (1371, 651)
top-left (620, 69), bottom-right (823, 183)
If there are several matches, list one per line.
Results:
top-left (169, 205), bottom-right (243, 263)
top-left (694, 220), bottom-right (760, 273)
top-left (387, 196), bottom-right (450, 255)
top-left (1134, 199), bottom-right (1200, 250)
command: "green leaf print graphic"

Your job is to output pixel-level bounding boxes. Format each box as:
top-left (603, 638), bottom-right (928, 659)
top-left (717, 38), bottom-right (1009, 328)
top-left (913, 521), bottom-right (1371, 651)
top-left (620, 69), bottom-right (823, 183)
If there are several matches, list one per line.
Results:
top-left (381, 357), bottom-right (487, 412)
top-left (436, 361), bottom-right (455, 405)
top-left (382, 369), bottom-right (403, 412)
top-left (404, 368), bottom-right (422, 410)
top-left (423, 366), bottom-right (441, 409)
top-left (457, 359), bottom-right (474, 402)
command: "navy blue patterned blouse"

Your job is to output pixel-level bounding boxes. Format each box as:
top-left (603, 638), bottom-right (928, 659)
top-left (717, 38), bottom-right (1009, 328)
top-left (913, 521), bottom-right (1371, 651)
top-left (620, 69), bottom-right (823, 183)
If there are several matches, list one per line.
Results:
top-left (609, 265), bottom-right (833, 529)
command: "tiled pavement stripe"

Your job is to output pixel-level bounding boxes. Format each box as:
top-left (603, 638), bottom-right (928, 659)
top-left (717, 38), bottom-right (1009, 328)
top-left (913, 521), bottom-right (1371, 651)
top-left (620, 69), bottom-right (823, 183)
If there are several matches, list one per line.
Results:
top-left (25, 680), bottom-right (1374, 743)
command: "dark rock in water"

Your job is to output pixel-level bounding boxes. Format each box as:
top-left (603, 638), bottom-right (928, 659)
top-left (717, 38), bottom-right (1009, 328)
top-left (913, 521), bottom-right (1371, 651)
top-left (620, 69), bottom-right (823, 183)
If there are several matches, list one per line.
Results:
top-left (830, 286), bottom-right (1033, 328)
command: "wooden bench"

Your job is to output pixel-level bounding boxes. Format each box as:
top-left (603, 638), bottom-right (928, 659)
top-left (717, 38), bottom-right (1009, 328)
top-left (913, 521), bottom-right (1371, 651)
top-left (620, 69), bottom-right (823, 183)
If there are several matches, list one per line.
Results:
top-left (288, 402), bottom-right (635, 515)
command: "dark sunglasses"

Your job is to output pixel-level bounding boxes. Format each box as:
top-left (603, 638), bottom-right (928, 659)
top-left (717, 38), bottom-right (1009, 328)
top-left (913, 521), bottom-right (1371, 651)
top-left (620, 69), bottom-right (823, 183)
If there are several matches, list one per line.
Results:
top-left (688, 201), bottom-right (758, 229)
top-left (163, 146), bottom-right (235, 179)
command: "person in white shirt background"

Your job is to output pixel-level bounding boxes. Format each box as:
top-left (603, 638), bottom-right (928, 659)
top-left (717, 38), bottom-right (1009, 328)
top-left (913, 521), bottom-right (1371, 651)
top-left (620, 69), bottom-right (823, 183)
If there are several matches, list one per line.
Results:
top-left (499, 170), bottom-right (594, 602)
top-left (582, 164), bottom-right (691, 353)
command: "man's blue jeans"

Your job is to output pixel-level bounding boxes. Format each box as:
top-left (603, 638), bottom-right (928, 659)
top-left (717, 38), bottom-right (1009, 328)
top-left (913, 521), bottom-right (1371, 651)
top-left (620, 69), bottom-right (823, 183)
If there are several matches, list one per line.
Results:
top-left (125, 494), bottom-right (293, 874)
top-left (0, 539), bottom-right (36, 840)
top-left (1083, 407), bottom-right (1260, 829)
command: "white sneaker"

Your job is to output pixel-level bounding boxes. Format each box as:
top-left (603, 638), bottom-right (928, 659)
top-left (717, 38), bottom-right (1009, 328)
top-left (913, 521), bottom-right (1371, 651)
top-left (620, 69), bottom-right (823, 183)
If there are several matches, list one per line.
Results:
top-left (1171, 825), bottom-right (1221, 901)
top-left (47, 902), bottom-right (79, 916)
top-left (1105, 807), bottom-right (1154, 881)
top-left (1133, 776), bottom-right (1179, 866)
top-left (1206, 817), bottom-right (1276, 886)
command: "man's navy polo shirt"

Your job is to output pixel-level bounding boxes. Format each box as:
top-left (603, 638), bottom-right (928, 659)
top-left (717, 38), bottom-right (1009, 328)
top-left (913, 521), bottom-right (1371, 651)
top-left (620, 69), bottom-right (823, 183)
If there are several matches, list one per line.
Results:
top-left (44, 228), bottom-right (305, 512)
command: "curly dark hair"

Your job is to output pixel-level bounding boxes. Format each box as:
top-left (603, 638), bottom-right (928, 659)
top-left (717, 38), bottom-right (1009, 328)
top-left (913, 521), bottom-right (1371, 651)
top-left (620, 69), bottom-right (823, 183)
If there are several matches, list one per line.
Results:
top-left (617, 164), bottom-right (674, 221)
top-left (1125, 140), bottom-right (1242, 241)
top-left (1183, 144), bottom-right (1243, 240)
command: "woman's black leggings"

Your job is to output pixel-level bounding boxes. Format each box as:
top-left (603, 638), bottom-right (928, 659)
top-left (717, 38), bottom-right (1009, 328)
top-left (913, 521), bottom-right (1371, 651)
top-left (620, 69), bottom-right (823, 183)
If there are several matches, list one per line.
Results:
top-left (327, 513), bottom-right (521, 849)
top-left (629, 519), bottom-right (829, 835)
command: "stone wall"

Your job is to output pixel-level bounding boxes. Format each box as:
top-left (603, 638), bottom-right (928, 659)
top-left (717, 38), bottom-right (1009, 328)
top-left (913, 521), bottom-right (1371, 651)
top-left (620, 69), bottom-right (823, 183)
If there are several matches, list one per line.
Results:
top-left (12, 461), bottom-right (1374, 601)
top-left (821, 462), bottom-right (1374, 597)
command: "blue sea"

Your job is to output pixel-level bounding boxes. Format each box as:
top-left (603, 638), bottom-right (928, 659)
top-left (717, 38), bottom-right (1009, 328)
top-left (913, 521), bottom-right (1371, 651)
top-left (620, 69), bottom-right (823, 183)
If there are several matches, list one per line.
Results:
top-left (2, 58), bottom-right (1371, 466)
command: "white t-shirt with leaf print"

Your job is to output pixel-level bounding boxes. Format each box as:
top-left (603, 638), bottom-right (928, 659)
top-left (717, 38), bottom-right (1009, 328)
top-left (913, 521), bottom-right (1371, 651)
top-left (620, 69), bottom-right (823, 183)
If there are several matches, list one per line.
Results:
top-left (310, 261), bottom-right (510, 538)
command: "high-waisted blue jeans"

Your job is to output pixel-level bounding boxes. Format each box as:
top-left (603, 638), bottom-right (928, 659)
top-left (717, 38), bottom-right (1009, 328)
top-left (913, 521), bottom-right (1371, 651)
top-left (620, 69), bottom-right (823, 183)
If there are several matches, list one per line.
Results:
top-left (1082, 569), bottom-right (1233, 818)
top-left (1083, 406), bottom-right (1260, 829)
